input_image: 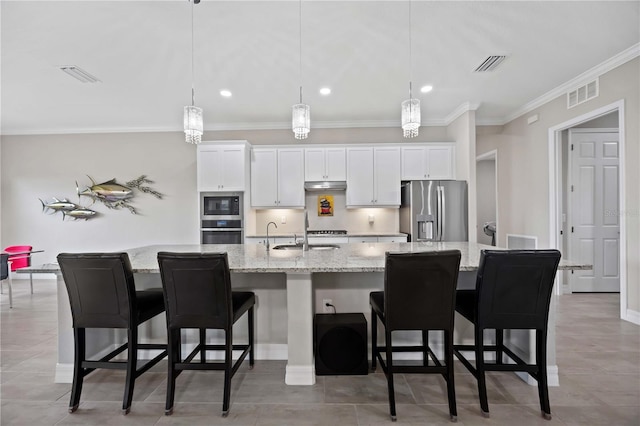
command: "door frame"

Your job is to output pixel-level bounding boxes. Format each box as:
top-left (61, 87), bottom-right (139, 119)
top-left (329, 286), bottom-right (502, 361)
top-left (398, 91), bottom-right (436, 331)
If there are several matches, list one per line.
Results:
top-left (547, 99), bottom-right (628, 320)
top-left (567, 127), bottom-right (620, 293)
top-left (476, 149), bottom-right (498, 246)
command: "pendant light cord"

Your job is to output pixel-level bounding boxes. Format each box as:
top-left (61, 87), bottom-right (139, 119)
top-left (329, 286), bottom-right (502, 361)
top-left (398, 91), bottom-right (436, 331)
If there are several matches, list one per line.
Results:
top-left (191, 0), bottom-right (195, 107)
top-left (408, 0), bottom-right (413, 100)
top-left (299, 0), bottom-right (303, 104)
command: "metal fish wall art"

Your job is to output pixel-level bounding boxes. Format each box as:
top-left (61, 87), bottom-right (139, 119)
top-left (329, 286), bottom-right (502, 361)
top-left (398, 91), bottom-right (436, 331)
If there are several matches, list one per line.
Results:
top-left (76, 175), bottom-right (162, 214)
top-left (39, 197), bottom-right (97, 220)
top-left (40, 175), bottom-right (163, 220)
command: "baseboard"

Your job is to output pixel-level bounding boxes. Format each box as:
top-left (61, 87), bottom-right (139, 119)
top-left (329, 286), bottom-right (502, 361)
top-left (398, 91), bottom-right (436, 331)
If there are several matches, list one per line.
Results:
top-left (285, 364), bottom-right (316, 385)
top-left (55, 363), bottom-right (74, 383)
top-left (624, 309), bottom-right (640, 325)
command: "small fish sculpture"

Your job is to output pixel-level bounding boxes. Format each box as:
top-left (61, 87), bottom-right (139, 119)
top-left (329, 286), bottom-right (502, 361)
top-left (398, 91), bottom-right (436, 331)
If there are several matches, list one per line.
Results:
top-left (62, 207), bottom-right (98, 221)
top-left (40, 198), bottom-right (78, 214)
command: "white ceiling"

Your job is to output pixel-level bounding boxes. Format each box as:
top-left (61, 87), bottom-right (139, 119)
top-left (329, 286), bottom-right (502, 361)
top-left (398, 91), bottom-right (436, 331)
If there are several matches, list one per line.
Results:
top-left (1, 1), bottom-right (639, 136)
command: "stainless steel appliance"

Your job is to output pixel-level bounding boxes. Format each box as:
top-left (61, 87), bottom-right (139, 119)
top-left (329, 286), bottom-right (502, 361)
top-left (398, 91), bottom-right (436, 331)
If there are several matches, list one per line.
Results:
top-left (200, 192), bottom-right (243, 244)
top-left (400, 180), bottom-right (468, 242)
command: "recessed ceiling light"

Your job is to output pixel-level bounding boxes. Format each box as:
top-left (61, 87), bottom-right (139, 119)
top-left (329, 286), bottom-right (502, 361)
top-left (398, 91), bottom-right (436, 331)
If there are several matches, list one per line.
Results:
top-left (319, 87), bottom-right (331, 95)
top-left (220, 90), bottom-right (232, 97)
top-left (420, 85), bottom-right (433, 93)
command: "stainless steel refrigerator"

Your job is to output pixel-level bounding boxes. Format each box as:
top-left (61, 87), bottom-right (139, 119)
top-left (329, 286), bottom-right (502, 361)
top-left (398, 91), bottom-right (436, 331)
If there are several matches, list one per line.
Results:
top-left (400, 180), bottom-right (468, 242)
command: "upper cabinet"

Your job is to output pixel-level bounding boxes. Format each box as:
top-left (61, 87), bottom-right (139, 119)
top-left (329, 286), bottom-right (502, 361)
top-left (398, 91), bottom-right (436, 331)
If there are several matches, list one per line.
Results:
top-left (304, 147), bottom-right (346, 181)
top-left (346, 146), bottom-right (401, 207)
top-left (401, 143), bottom-right (456, 180)
top-left (251, 147), bottom-right (305, 208)
top-left (197, 142), bottom-right (249, 191)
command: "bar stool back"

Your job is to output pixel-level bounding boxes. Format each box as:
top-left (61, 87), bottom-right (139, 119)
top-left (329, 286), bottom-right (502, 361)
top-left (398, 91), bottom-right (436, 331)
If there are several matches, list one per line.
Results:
top-left (454, 249), bottom-right (561, 420)
top-left (370, 249), bottom-right (461, 422)
top-left (57, 252), bottom-right (167, 414)
top-left (157, 252), bottom-right (255, 417)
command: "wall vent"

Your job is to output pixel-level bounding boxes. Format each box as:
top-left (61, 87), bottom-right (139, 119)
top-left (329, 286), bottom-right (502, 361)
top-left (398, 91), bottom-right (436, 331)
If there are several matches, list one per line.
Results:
top-left (474, 55), bottom-right (507, 72)
top-left (567, 78), bottom-right (598, 109)
top-left (59, 66), bottom-right (100, 83)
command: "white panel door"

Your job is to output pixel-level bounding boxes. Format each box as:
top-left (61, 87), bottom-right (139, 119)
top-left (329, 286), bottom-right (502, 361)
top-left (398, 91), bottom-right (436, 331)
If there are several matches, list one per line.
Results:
top-left (251, 149), bottom-right (278, 207)
top-left (426, 145), bottom-right (455, 179)
top-left (401, 146), bottom-right (427, 180)
top-left (325, 147), bottom-right (346, 181)
top-left (304, 148), bottom-right (326, 181)
top-left (569, 130), bottom-right (619, 292)
top-left (277, 148), bottom-right (305, 207)
top-left (219, 146), bottom-right (246, 191)
top-left (346, 147), bottom-right (374, 206)
top-left (374, 147), bottom-right (401, 205)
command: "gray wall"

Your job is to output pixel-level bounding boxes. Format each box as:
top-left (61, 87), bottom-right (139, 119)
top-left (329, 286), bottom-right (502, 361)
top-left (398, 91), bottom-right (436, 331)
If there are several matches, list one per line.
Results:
top-left (477, 58), bottom-right (639, 317)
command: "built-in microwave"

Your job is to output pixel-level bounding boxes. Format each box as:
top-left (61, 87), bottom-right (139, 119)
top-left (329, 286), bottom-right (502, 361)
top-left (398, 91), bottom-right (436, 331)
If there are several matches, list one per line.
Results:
top-left (201, 192), bottom-right (242, 219)
top-left (200, 192), bottom-right (244, 244)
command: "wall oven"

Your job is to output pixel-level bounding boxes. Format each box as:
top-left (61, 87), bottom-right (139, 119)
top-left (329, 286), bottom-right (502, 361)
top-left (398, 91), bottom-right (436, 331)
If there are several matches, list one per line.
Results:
top-left (201, 192), bottom-right (243, 244)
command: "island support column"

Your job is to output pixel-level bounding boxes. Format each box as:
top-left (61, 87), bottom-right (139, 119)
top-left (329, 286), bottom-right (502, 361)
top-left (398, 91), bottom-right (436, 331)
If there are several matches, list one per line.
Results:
top-left (284, 272), bottom-right (316, 385)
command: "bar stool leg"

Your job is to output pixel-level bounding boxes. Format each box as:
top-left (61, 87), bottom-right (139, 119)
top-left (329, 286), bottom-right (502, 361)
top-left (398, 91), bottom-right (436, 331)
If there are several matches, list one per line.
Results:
top-left (371, 308), bottom-right (378, 372)
top-left (222, 329), bottom-right (232, 417)
top-left (444, 330), bottom-right (457, 422)
top-left (248, 306), bottom-right (255, 367)
top-left (385, 330), bottom-right (397, 421)
top-left (475, 325), bottom-right (490, 417)
top-left (30, 273), bottom-right (33, 294)
top-left (69, 328), bottom-right (86, 413)
top-left (165, 328), bottom-right (179, 415)
top-left (122, 328), bottom-right (138, 414)
top-left (536, 329), bottom-right (552, 420)
top-left (422, 330), bottom-right (429, 367)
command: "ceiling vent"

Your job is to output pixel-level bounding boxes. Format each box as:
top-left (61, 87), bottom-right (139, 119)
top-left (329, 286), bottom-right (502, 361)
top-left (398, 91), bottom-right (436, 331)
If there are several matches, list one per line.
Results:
top-left (567, 79), bottom-right (599, 109)
top-left (473, 55), bottom-right (507, 72)
top-left (59, 66), bottom-right (100, 83)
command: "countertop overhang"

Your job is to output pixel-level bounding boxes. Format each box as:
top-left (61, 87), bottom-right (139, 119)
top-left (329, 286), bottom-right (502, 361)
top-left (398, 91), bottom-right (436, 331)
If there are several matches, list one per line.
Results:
top-left (23, 242), bottom-right (591, 274)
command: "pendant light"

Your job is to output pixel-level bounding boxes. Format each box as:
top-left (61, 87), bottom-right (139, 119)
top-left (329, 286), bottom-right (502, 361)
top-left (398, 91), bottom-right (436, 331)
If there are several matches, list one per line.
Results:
top-left (292, 0), bottom-right (310, 140)
top-left (401, 0), bottom-right (420, 138)
top-left (184, 0), bottom-right (203, 144)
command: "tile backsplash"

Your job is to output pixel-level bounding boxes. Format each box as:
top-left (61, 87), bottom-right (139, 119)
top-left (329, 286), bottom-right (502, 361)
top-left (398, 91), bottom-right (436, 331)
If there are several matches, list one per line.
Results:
top-left (252, 191), bottom-right (399, 235)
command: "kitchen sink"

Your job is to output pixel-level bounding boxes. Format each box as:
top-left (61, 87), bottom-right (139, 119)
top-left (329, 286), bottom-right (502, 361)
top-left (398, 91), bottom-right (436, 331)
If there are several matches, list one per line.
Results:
top-left (272, 244), bottom-right (340, 251)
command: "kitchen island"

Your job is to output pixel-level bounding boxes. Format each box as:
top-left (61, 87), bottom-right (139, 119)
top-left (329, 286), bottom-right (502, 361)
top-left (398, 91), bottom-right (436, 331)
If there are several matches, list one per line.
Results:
top-left (25, 242), bottom-right (589, 385)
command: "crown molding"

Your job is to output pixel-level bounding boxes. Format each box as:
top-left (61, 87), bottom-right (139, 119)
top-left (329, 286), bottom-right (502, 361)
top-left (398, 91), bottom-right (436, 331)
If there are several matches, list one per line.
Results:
top-left (502, 42), bottom-right (640, 125)
top-left (444, 102), bottom-right (481, 125)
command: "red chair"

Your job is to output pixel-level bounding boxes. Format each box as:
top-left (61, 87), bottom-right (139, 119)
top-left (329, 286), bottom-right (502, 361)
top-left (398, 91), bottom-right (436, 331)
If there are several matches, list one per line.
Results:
top-left (4, 246), bottom-right (33, 294)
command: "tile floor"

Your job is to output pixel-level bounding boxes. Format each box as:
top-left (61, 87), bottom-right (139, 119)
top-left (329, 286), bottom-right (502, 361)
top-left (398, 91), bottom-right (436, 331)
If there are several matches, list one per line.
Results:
top-left (1, 279), bottom-right (638, 425)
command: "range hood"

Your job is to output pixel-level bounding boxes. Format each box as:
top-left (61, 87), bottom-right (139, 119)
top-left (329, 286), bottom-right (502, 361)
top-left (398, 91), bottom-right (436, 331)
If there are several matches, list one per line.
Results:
top-left (304, 181), bottom-right (347, 191)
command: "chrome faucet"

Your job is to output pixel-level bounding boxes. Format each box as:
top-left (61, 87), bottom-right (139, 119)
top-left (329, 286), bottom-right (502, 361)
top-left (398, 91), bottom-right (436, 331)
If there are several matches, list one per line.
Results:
top-left (303, 210), bottom-right (309, 251)
top-left (266, 221), bottom-right (277, 251)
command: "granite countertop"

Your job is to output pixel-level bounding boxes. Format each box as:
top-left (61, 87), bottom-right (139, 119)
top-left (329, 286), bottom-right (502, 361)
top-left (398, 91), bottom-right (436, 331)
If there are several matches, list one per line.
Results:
top-left (21, 242), bottom-right (590, 274)
top-left (247, 232), bottom-right (407, 238)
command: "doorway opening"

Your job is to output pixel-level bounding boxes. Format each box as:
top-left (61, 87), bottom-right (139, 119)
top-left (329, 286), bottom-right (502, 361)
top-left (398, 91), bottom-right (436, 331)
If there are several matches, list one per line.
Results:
top-left (476, 150), bottom-right (497, 246)
top-left (548, 100), bottom-right (628, 320)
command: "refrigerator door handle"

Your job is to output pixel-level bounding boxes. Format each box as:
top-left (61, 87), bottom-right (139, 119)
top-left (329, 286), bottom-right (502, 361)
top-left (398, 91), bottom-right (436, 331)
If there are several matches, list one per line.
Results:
top-left (440, 186), bottom-right (446, 241)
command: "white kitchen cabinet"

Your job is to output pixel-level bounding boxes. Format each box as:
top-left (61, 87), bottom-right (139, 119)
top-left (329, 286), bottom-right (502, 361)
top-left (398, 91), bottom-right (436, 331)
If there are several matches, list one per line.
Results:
top-left (346, 146), bottom-right (401, 207)
top-left (305, 147), bottom-right (346, 181)
top-left (401, 144), bottom-right (455, 180)
top-left (348, 236), bottom-right (378, 243)
top-left (308, 236), bottom-right (348, 245)
top-left (251, 147), bottom-right (304, 208)
top-left (197, 142), bottom-right (248, 191)
top-left (377, 235), bottom-right (408, 243)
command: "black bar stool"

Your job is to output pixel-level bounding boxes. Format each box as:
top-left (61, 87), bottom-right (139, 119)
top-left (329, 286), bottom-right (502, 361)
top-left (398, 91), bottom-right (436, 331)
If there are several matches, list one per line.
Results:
top-left (454, 249), bottom-right (561, 420)
top-left (157, 252), bottom-right (255, 417)
top-left (370, 250), bottom-right (461, 422)
top-left (57, 252), bottom-right (167, 414)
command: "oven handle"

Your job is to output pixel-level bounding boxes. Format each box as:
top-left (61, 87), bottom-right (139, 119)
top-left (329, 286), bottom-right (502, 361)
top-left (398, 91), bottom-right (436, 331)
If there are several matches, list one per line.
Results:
top-left (201, 228), bottom-right (243, 231)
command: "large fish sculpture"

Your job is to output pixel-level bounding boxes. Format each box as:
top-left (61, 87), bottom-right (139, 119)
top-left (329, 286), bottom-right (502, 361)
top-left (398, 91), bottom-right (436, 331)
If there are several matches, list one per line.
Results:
top-left (77, 177), bottom-right (133, 201)
top-left (40, 198), bottom-right (78, 214)
top-left (76, 175), bottom-right (162, 214)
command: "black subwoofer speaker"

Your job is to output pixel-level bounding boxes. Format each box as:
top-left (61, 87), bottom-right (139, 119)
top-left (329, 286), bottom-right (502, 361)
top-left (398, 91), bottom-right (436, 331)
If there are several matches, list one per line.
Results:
top-left (314, 313), bottom-right (368, 375)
